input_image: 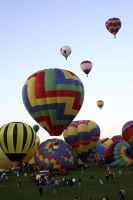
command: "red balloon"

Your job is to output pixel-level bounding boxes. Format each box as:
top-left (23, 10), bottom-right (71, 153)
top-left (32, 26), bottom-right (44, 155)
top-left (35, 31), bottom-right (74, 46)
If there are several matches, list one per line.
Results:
top-left (105, 17), bottom-right (122, 38)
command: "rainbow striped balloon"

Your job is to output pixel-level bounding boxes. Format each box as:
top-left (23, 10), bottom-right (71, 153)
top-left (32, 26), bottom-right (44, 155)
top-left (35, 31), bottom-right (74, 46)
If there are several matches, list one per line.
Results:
top-left (104, 141), bottom-right (133, 167)
top-left (22, 68), bottom-right (84, 136)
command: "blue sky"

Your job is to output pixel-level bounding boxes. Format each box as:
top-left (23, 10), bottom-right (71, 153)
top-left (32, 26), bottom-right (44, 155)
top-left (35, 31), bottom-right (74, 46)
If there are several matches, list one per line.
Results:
top-left (0, 0), bottom-right (133, 142)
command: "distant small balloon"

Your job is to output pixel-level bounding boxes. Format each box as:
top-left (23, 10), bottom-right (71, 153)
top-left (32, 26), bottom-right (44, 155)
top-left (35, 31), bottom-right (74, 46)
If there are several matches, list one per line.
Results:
top-left (80, 60), bottom-right (92, 77)
top-left (97, 100), bottom-right (104, 109)
top-left (60, 46), bottom-right (71, 60)
top-left (33, 124), bottom-right (40, 133)
top-left (105, 17), bottom-right (122, 38)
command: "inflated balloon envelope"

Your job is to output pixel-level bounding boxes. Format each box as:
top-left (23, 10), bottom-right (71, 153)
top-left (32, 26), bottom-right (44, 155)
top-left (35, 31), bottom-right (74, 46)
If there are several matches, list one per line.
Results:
top-left (0, 122), bottom-right (36, 167)
top-left (63, 120), bottom-right (101, 162)
top-left (22, 68), bottom-right (84, 136)
top-left (105, 17), bottom-right (122, 38)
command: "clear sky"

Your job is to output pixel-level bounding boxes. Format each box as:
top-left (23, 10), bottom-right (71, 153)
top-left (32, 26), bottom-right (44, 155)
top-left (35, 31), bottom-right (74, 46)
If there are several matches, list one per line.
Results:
top-left (0, 0), bottom-right (133, 143)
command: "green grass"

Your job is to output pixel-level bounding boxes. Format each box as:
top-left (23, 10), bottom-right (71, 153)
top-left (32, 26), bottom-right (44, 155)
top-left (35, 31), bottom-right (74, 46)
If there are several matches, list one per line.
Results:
top-left (1, 164), bottom-right (132, 200)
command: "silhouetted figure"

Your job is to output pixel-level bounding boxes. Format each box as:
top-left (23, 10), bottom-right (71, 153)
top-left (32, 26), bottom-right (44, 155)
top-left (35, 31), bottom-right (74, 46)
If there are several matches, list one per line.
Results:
top-left (39, 187), bottom-right (43, 196)
top-left (119, 188), bottom-right (125, 200)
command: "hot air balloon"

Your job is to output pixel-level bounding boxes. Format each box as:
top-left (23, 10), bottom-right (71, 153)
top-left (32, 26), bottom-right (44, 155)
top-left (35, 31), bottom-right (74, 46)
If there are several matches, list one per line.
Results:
top-left (33, 124), bottom-right (40, 133)
top-left (34, 138), bottom-right (77, 171)
top-left (22, 135), bottom-right (40, 163)
top-left (104, 141), bottom-right (133, 167)
top-left (0, 147), bottom-right (12, 170)
top-left (63, 120), bottom-right (101, 162)
top-left (0, 122), bottom-right (36, 167)
top-left (95, 141), bottom-right (106, 157)
top-left (97, 100), bottom-right (104, 109)
top-left (80, 60), bottom-right (92, 77)
top-left (100, 138), bottom-right (113, 148)
top-left (60, 46), bottom-right (71, 60)
top-left (122, 121), bottom-right (133, 144)
top-left (22, 68), bottom-right (84, 136)
top-left (105, 17), bottom-right (122, 38)
top-left (111, 135), bottom-right (123, 143)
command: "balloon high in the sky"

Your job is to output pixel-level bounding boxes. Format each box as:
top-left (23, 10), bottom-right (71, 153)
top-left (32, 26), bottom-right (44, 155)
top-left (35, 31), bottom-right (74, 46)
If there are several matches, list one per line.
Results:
top-left (105, 17), bottom-right (122, 38)
top-left (80, 60), bottom-right (93, 77)
top-left (22, 68), bottom-right (84, 136)
top-left (122, 121), bottom-right (133, 145)
top-left (97, 100), bottom-right (104, 109)
top-left (104, 141), bottom-right (133, 167)
top-left (63, 120), bottom-right (101, 162)
top-left (34, 138), bottom-right (77, 171)
top-left (60, 46), bottom-right (71, 60)
top-left (0, 122), bottom-right (36, 167)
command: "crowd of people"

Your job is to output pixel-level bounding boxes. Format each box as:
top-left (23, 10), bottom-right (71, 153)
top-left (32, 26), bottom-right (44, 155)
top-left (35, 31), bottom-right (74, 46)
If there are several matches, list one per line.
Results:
top-left (0, 163), bottom-right (129, 199)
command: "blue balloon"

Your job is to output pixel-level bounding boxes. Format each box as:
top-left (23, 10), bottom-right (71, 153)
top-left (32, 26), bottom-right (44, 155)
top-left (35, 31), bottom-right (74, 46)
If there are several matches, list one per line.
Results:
top-left (33, 124), bottom-right (40, 133)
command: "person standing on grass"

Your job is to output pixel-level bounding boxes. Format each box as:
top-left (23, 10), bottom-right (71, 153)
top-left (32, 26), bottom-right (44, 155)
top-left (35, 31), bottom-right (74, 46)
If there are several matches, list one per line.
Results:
top-left (18, 179), bottom-right (22, 188)
top-left (90, 175), bottom-right (94, 184)
top-left (39, 186), bottom-right (43, 196)
top-left (78, 177), bottom-right (81, 186)
top-left (119, 188), bottom-right (125, 200)
top-left (53, 184), bottom-right (57, 193)
top-left (103, 197), bottom-right (109, 200)
top-left (100, 177), bottom-right (103, 185)
top-left (105, 173), bottom-right (109, 184)
top-left (74, 196), bottom-right (79, 200)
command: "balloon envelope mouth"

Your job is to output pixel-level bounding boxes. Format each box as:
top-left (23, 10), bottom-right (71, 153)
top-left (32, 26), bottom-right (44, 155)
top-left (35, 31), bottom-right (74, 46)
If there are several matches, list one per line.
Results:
top-left (48, 130), bottom-right (63, 136)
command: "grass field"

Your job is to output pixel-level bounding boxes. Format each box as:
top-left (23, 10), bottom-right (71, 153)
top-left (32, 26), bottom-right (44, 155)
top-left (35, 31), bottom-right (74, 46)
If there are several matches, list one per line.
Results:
top-left (0, 164), bottom-right (132, 200)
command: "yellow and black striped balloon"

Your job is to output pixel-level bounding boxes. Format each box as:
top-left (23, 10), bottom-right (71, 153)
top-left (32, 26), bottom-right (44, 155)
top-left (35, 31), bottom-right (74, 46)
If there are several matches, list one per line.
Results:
top-left (0, 122), bottom-right (36, 163)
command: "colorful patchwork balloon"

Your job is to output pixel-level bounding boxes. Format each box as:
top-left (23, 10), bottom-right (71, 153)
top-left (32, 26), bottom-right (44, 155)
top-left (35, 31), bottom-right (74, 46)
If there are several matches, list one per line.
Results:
top-left (105, 17), bottom-right (122, 38)
top-left (104, 141), bottom-right (133, 167)
top-left (122, 121), bottom-right (133, 144)
top-left (63, 120), bottom-right (101, 162)
top-left (34, 139), bottom-right (77, 171)
top-left (22, 68), bottom-right (84, 136)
